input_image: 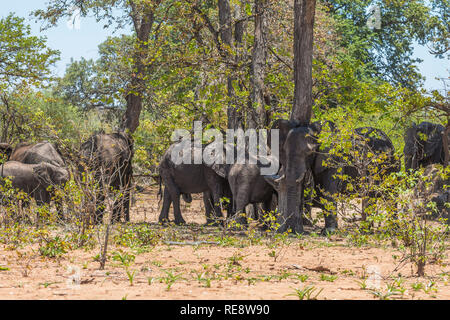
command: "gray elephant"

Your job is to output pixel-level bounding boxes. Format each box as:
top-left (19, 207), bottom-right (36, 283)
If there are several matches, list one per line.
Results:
top-left (266, 121), bottom-right (398, 234)
top-left (158, 141), bottom-right (231, 225)
top-left (207, 161), bottom-right (277, 228)
top-left (414, 164), bottom-right (449, 223)
top-left (8, 141), bottom-right (69, 218)
top-left (9, 141), bottom-right (66, 167)
top-left (0, 161), bottom-right (69, 206)
top-left (205, 133), bottom-right (280, 228)
top-left (79, 131), bottom-right (134, 224)
top-left (404, 122), bottom-right (446, 170)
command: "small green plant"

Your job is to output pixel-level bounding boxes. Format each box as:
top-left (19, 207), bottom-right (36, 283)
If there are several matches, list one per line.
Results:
top-left (39, 236), bottom-right (70, 258)
top-left (422, 280), bottom-right (438, 294)
top-left (319, 274), bottom-right (338, 282)
top-left (369, 283), bottom-right (404, 300)
top-left (159, 269), bottom-right (184, 291)
top-left (288, 286), bottom-right (323, 300)
top-left (111, 250), bottom-right (135, 267)
top-left (151, 260), bottom-right (163, 267)
top-left (39, 281), bottom-right (60, 288)
top-left (228, 252), bottom-right (245, 266)
top-left (126, 269), bottom-right (137, 286)
top-left (356, 278), bottom-right (368, 290)
top-left (411, 282), bottom-right (424, 291)
top-left (295, 274), bottom-right (309, 282)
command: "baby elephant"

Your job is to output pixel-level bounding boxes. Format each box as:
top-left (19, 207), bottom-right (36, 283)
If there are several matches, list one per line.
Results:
top-left (0, 161), bottom-right (69, 206)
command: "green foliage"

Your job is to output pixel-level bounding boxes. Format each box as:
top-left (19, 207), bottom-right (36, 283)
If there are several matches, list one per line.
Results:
top-left (39, 235), bottom-right (70, 258)
top-left (112, 250), bottom-right (136, 267)
top-left (0, 14), bottom-right (59, 91)
top-left (326, 0), bottom-right (448, 88)
top-left (288, 285), bottom-right (323, 300)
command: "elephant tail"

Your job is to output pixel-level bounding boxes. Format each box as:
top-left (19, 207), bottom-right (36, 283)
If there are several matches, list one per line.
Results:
top-left (155, 174), bottom-right (162, 201)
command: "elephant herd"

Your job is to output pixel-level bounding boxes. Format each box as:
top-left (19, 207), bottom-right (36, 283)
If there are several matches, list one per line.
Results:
top-left (0, 120), bottom-right (446, 231)
top-left (158, 120), bottom-right (449, 233)
top-left (0, 131), bottom-right (133, 223)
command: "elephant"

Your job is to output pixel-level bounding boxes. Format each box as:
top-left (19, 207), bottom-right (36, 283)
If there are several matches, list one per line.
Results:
top-left (158, 140), bottom-right (231, 225)
top-left (265, 121), bottom-right (399, 234)
top-left (0, 161), bottom-right (69, 207)
top-left (404, 122), bottom-right (446, 171)
top-left (207, 161), bottom-right (277, 229)
top-left (414, 164), bottom-right (449, 224)
top-left (79, 131), bottom-right (134, 224)
top-left (9, 141), bottom-right (69, 216)
top-left (205, 133), bottom-right (280, 228)
top-left (9, 141), bottom-right (66, 167)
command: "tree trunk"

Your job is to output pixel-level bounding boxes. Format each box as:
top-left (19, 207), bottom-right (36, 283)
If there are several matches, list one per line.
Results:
top-left (290, 0), bottom-right (316, 125)
top-left (274, 0), bottom-right (316, 234)
top-left (248, 0), bottom-right (268, 129)
top-left (233, 3), bottom-right (245, 129)
top-left (218, 0), bottom-right (238, 129)
top-left (443, 124), bottom-right (450, 167)
top-left (121, 3), bottom-right (155, 134)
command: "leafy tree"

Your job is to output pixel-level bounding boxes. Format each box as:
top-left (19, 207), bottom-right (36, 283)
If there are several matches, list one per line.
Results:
top-left (34, 0), bottom-right (169, 133)
top-left (54, 35), bottom-right (133, 113)
top-left (324, 0), bottom-right (449, 89)
top-left (0, 14), bottom-right (59, 91)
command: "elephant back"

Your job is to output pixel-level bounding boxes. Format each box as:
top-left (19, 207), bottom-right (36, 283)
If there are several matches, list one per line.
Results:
top-left (10, 141), bottom-right (65, 167)
top-left (80, 132), bottom-right (133, 183)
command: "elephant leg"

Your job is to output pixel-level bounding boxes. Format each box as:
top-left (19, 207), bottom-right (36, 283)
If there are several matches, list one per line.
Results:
top-left (229, 196), bottom-right (248, 229)
top-left (172, 192), bottom-right (184, 225)
top-left (121, 173), bottom-right (132, 222)
top-left (123, 188), bottom-right (131, 222)
top-left (318, 175), bottom-right (339, 234)
top-left (247, 204), bottom-right (257, 220)
top-left (314, 189), bottom-right (338, 234)
top-left (158, 186), bottom-right (172, 224)
top-left (112, 186), bottom-right (131, 223)
top-left (260, 197), bottom-right (274, 230)
top-left (224, 187), bottom-right (234, 218)
top-left (207, 180), bottom-right (224, 219)
top-left (323, 198), bottom-right (338, 234)
top-left (302, 171), bottom-right (314, 226)
top-left (211, 191), bottom-right (225, 224)
top-left (159, 173), bottom-right (185, 224)
top-left (203, 191), bottom-right (215, 225)
top-left (166, 182), bottom-right (184, 225)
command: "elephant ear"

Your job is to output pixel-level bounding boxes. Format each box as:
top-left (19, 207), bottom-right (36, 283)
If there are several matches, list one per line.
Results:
top-left (313, 151), bottom-right (329, 176)
top-left (33, 163), bottom-right (52, 186)
top-left (203, 140), bottom-right (231, 178)
top-left (211, 163), bottom-right (229, 178)
top-left (424, 127), bottom-right (444, 159)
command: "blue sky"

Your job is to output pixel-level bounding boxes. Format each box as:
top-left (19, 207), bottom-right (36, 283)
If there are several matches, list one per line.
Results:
top-left (1, 0), bottom-right (448, 92)
top-left (1, 0), bottom-right (132, 77)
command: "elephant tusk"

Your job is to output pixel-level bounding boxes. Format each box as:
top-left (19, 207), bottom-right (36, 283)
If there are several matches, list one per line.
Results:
top-left (274, 174), bottom-right (285, 183)
top-left (296, 174), bottom-right (305, 184)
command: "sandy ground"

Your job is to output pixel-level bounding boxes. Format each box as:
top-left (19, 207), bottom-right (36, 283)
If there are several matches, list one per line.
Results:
top-left (0, 187), bottom-right (448, 300)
